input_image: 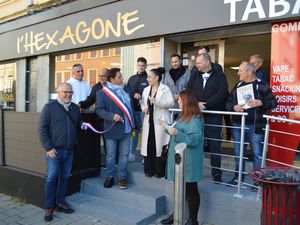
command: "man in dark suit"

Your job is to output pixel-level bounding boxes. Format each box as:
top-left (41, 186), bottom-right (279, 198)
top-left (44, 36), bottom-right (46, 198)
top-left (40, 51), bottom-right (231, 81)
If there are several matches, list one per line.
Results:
top-left (187, 53), bottom-right (229, 182)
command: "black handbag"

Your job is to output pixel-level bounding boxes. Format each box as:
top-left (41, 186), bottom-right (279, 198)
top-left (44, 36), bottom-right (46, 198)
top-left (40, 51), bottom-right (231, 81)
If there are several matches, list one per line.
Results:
top-left (161, 144), bottom-right (169, 161)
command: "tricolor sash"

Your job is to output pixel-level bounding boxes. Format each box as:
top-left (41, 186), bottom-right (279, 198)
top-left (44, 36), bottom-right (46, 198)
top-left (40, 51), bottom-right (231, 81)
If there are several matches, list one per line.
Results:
top-left (102, 86), bottom-right (135, 133)
top-left (81, 122), bottom-right (117, 133)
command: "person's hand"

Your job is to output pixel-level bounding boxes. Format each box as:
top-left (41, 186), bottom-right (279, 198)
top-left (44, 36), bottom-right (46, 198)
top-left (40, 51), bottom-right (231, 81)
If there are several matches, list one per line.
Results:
top-left (198, 102), bottom-right (206, 110)
top-left (143, 108), bottom-right (149, 114)
top-left (134, 93), bottom-right (141, 100)
top-left (159, 119), bottom-right (168, 129)
top-left (168, 127), bottom-right (178, 136)
top-left (114, 114), bottom-right (124, 123)
top-left (47, 149), bottom-right (57, 158)
top-left (233, 104), bottom-right (245, 112)
top-left (247, 99), bottom-right (262, 108)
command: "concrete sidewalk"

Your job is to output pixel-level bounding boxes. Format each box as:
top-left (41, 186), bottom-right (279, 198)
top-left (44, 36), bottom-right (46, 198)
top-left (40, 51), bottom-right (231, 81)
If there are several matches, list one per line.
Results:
top-left (0, 193), bottom-right (112, 225)
top-left (0, 193), bottom-right (215, 225)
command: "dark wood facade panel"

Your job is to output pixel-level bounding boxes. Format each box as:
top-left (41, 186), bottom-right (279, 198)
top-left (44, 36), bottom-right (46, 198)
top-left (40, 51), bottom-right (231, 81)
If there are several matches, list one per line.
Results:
top-left (3, 112), bottom-right (45, 174)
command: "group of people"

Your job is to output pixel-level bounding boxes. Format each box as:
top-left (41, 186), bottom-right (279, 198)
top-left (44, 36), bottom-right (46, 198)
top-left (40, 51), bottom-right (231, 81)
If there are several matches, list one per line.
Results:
top-left (38, 47), bottom-right (276, 224)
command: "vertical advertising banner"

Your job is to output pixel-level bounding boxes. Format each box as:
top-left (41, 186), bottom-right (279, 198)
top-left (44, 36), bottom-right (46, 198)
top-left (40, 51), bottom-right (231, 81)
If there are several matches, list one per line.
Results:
top-left (269, 20), bottom-right (300, 167)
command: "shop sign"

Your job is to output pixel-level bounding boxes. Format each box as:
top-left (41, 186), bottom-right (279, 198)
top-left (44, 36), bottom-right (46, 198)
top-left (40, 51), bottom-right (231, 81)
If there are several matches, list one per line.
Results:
top-left (269, 20), bottom-right (300, 167)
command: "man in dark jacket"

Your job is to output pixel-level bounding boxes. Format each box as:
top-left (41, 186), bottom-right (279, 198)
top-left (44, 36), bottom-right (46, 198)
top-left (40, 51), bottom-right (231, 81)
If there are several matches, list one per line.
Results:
top-left (226, 61), bottom-right (276, 190)
top-left (79, 68), bottom-right (108, 156)
top-left (38, 82), bottom-right (85, 222)
top-left (187, 53), bottom-right (229, 183)
top-left (127, 57), bottom-right (148, 161)
top-left (249, 54), bottom-right (269, 84)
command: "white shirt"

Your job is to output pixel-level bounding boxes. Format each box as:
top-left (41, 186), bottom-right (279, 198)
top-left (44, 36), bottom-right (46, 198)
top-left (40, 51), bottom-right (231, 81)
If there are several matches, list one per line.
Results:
top-left (202, 72), bottom-right (211, 89)
top-left (67, 77), bottom-right (91, 104)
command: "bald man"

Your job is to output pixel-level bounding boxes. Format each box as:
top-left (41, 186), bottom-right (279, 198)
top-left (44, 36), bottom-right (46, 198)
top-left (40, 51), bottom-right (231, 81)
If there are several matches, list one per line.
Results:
top-left (79, 68), bottom-right (108, 110)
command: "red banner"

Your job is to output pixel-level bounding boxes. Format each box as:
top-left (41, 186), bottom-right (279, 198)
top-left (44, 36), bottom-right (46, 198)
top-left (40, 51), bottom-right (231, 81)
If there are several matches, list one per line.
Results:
top-left (269, 20), bottom-right (300, 167)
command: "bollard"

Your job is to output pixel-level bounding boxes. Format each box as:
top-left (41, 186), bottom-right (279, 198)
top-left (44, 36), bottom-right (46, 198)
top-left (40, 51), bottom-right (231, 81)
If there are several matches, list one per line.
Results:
top-left (174, 143), bottom-right (187, 225)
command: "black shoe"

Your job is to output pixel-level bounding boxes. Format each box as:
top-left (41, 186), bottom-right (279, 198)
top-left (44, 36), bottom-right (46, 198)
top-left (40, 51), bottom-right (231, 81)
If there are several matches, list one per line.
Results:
top-left (213, 174), bottom-right (222, 183)
top-left (44, 208), bottom-right (53, 222)
top-left (56, 203), bottom-right (74, 214)
top-left (226, 177), bottom-right (238, 186)
top-left (104, 177), bottom-right (114, 188)
top-left (145, 173), bottom-right (154, 178)
top-left (186, 218), bottom-right (199, 225)
top-left (161, 213), bottom-right (173, 224)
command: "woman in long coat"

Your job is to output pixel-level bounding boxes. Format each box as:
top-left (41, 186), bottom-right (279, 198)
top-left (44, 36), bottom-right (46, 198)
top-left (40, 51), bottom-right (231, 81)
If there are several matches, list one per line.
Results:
top-left (162, 89), bottom-right (204, 225)
top-left (140, 67), bottom-right (174, 178)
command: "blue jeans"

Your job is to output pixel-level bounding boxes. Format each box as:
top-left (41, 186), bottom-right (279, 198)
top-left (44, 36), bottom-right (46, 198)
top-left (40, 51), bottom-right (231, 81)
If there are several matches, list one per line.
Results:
top-left (130, 111), bottom-right (143, 155)
top-left (45, 148), bottom-right (73, 209)
top-left (232, 123), bottom-right (264, 181)
top-left (105, 134), bottom-right (131, 180)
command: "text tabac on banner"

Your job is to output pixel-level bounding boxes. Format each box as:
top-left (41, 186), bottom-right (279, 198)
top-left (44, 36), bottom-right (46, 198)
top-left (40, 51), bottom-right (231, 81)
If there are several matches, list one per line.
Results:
top-left (269, 20), bottom-right (300, 167)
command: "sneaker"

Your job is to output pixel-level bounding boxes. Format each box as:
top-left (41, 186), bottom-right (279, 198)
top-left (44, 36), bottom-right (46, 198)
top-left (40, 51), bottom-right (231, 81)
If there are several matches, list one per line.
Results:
top-left (44, 208), bottom-right (53, 222)
top-left (119, 179), bottom-right (127, 189)
top-left (56, 203), bottom-right (74, 214)
top-left (128, 153), bottom-right (136, 162)
top-left (226, 178), bottom-right (238, 186)
top-left (104, 177), bottom-right (114, 188)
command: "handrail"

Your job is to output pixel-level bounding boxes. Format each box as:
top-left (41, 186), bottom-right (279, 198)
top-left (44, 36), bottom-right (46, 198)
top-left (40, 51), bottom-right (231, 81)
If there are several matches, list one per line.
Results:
top-left (263, 115), bottom-right (300, 124)
top-left (169, 108), bottom-right (248, 116)
top-left (169, 108), bottom-right (248, 197)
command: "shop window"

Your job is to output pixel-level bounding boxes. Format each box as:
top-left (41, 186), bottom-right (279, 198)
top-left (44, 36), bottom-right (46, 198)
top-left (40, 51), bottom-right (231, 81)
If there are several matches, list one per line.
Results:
top-left (64, 71), bottom-right (71, 81)
top-left (88, 69), bottom-right (97, 87)
top-left (56, 56), bottom-right (62, 62)
top-left (0, 62), bottom-right (16, 111)
top-left (113, 47), bottom-right (121, 56)
top-left (53, 40), bottom-right (161, 94)
top-left (101, 49), bottom-right (110, 57)
top-left (64, 54), bottom-right (71, 61)
top-left (89, 50), bottom-right (98, 59)
top-left (55, 72), bottom-right (63, 89)
top-left (74, 53), bottom-right (82, 60)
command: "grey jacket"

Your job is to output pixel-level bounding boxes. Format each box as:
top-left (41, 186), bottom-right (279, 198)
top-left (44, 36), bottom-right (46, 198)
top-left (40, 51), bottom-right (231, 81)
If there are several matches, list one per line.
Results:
top-left (162, 69), bottom-right (191, 96)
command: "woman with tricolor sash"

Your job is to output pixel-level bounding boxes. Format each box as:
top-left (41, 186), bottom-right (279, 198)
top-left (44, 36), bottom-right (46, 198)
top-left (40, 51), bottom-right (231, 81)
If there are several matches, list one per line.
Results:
top-left (140, 67), bottom-right (174, 178)
top-left (96, 68), bottom-right (135, 189)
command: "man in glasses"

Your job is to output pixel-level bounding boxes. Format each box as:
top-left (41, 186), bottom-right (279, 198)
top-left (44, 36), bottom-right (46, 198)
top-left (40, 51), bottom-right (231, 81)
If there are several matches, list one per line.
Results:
top-left (67, 64), bottom-right (91, 104)
top-left (38, 82), bottom-right (85, 222)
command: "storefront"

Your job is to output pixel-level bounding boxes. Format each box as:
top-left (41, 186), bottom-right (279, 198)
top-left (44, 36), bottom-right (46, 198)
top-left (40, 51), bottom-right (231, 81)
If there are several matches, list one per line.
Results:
top-left (0, 0), bottom-right (299, 205)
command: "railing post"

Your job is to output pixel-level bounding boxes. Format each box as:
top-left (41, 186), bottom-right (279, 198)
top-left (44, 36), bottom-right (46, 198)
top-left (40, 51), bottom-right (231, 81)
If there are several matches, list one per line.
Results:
top-left (236, 115), bottom-right (246, 197)
top-left (261, 117), bottom-right (270, 168)
top-left (174, 143), bottom-right (187, 225)
top-left (0, 105), bottom-right (4, 166)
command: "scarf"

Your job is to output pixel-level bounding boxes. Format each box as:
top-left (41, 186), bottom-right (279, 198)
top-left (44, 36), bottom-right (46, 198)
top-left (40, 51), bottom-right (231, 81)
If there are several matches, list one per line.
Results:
top-left (106, 82), bottom-right (131, 108)
top-left (169, 66), bottom-right (186, 83)
top-left (57, 97), bottom-right (71, 111)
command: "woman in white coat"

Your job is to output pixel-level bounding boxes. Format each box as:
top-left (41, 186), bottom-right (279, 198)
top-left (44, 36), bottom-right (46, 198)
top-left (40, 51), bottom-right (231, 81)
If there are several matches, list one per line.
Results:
top-left (141, 67), bottom-right (174, 178)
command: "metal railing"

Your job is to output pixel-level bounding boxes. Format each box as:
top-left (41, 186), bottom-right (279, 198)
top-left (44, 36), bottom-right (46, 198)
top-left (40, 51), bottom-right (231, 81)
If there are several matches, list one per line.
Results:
top-left (261, 115), bottom-right (300, 169)
top-left (169, 108), bottom-right (248, 197)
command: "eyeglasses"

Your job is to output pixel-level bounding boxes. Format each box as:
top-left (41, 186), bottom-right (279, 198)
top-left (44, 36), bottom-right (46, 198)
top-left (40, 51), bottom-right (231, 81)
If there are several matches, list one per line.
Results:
top-left (61, 91), bottom-right (73, 94)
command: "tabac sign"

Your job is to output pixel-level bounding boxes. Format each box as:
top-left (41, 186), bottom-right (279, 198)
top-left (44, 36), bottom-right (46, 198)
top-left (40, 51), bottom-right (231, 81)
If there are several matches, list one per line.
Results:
top-left (0, 0), bottom-right (299, 61)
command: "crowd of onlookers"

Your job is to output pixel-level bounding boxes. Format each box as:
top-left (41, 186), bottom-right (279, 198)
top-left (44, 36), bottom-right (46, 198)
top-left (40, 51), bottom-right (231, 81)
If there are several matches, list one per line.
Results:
top-left (37, 46), bottom-right (277, 224)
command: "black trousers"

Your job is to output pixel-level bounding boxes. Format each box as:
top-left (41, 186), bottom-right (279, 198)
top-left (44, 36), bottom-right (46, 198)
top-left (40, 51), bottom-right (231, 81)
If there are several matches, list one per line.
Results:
top-left (144, 118), bottom-right (165, 177)
top-left (204, 115), bottom-right (223, 177)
